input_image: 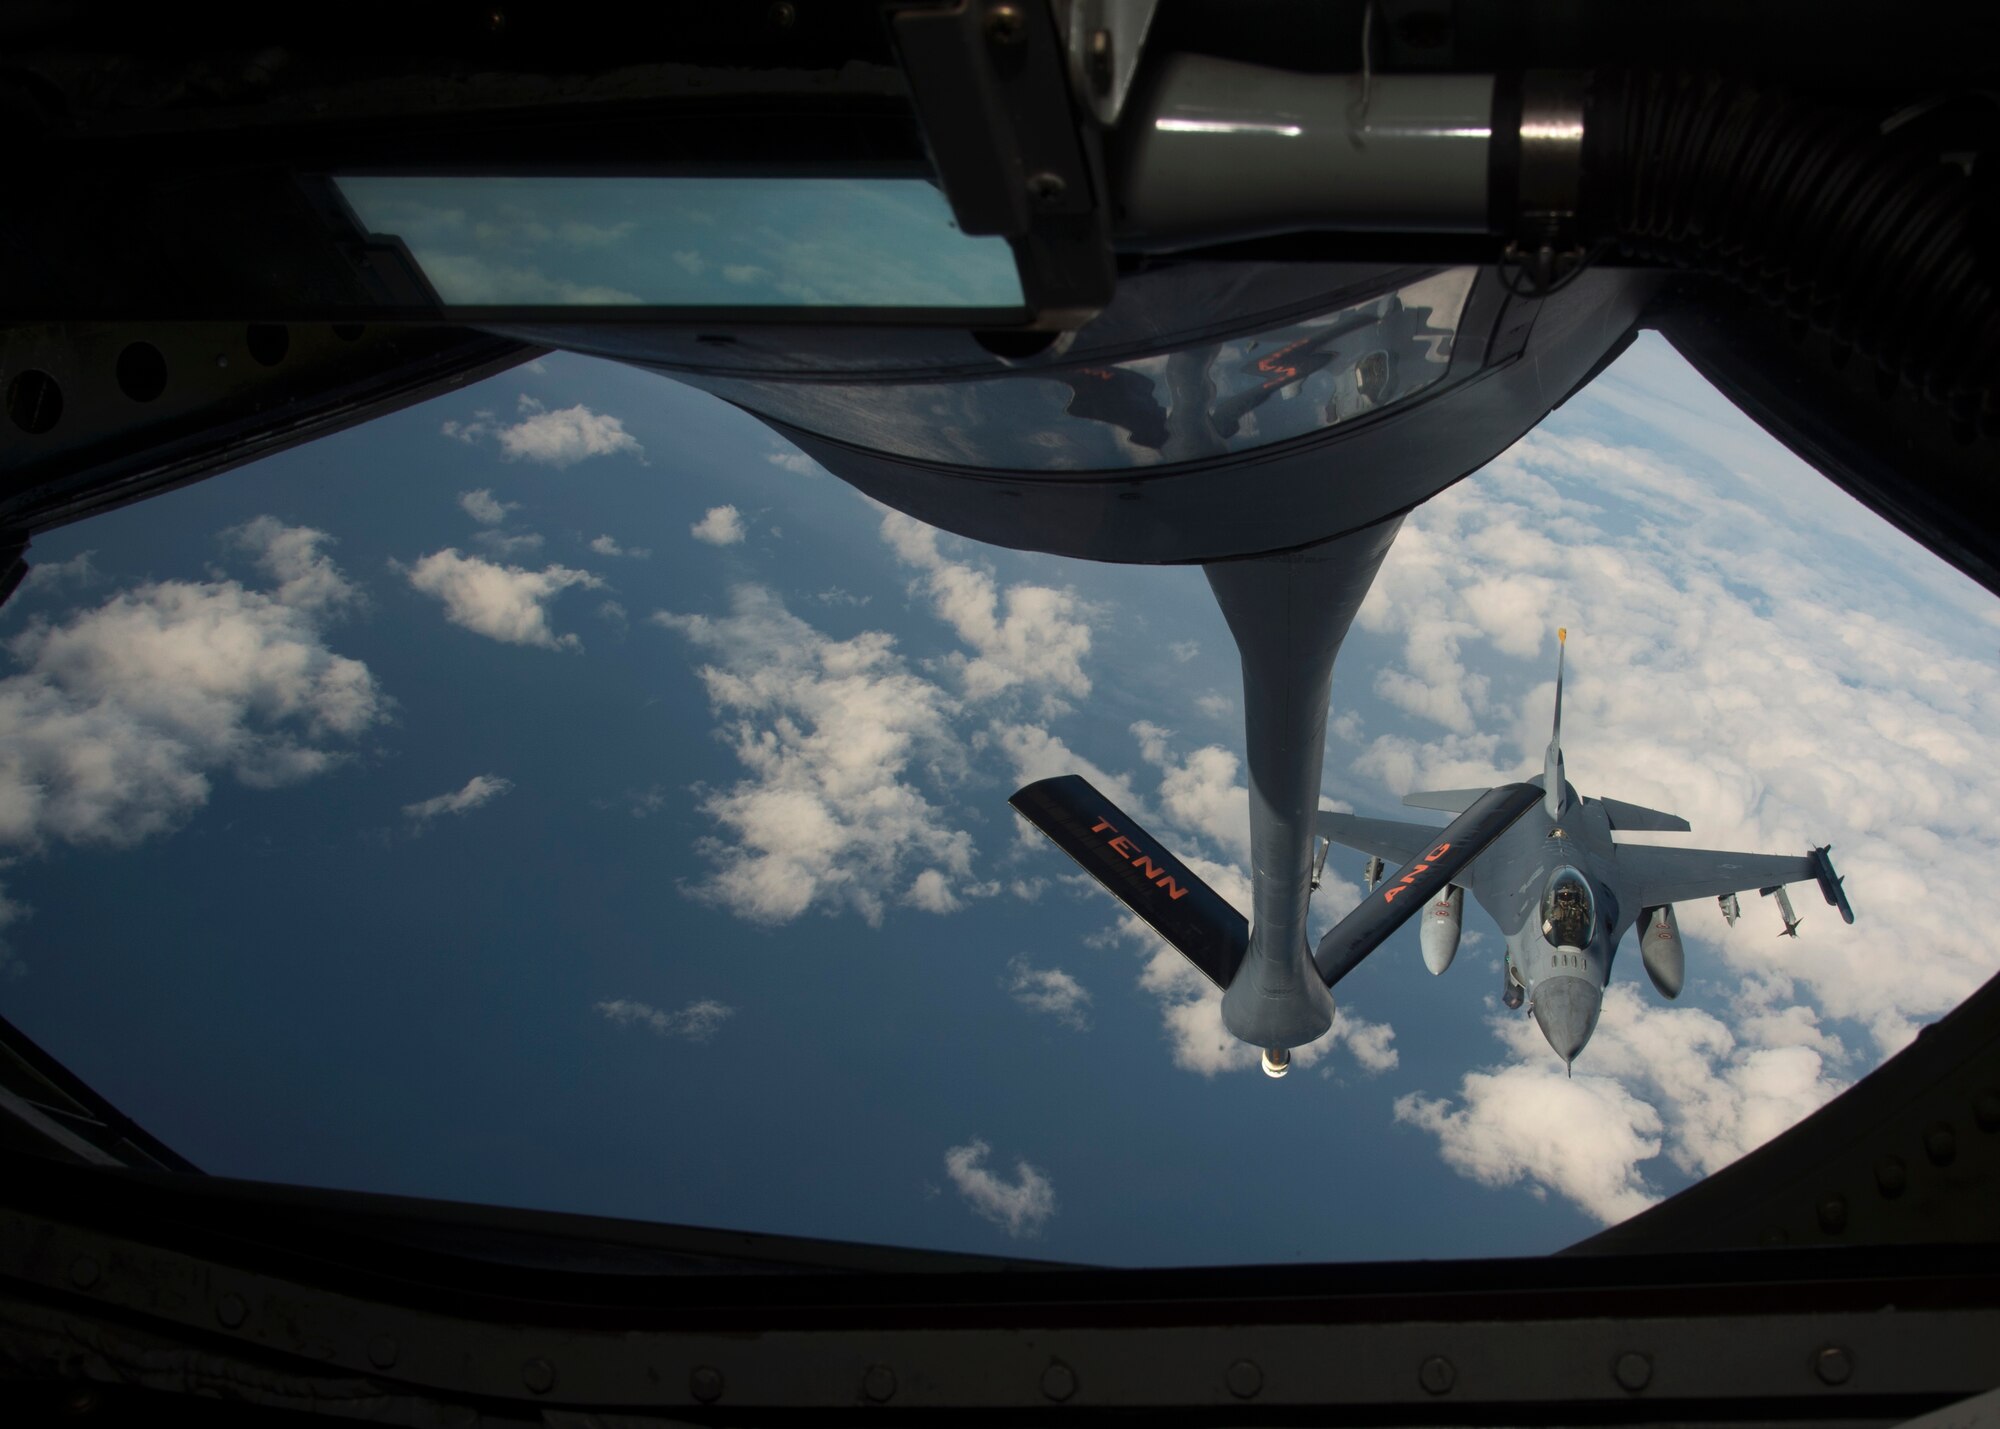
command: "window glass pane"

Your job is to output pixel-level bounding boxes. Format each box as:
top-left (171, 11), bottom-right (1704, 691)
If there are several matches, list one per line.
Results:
top-left (334, 177), bottom-right (1024, 309)
top-left (679, 268), bottom-right (1475, 471)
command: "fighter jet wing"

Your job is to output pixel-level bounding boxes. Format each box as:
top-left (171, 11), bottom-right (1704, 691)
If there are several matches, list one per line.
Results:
top-left (1315, 812), bottom-right (1444, 868)
top-left (1616, 845), bottom-right (1816, 906)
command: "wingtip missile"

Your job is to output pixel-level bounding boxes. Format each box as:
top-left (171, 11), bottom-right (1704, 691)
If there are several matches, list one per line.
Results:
top-left (1810, 844), bottom-right (1856, 924)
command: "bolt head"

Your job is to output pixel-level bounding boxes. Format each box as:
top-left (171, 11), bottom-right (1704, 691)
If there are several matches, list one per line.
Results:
top-left (1226, 1359), bottom-right (1263, 1399)
top-left (862, 1364), bottom-right (897, 1403)
top-left (1816, 1194), bottom-right (1848, 1234)
top-left (1041, 1361), bottom-right (1077, 1402)
top-left (1026, 172), bottom-right (1067, 207)
top-left (367, 1335), bottom-right (400, 1370)
top-left (1873, 1154), bottom-right (1907, 1197)
top-left (69, 1256), bottom-right (100, 1290)
top-left (1419, 1356), bottom-right (1456, 1395)
top-left (216, 1293), bottom-right (248, 1329)
top-left (1816, 1345), bottom-right (1854, 1386)
top-left (1614, 1351), bottom-right (1652, 1392)
top-left (986, 3), bottom-right (1025, 44)
top-left (690, 1366), bottom-right (725, 1404)
top-left (522, 1359), bottom-right (556, 1395)
top-left (1974, 1088), bottom-right (2000, 1133)
top-left (1925, 1121), bottom-right (1958, 1166)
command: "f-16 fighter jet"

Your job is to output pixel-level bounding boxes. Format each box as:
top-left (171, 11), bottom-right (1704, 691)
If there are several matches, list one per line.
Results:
top-left (1313, 631), bottom-right (1855, 1071)
top-left (1013, 631), bottom-right (1853, 1076)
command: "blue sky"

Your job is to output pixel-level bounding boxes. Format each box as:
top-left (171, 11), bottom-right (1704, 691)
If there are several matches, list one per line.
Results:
top-left (3, 335), bottom-right (1996, 1264)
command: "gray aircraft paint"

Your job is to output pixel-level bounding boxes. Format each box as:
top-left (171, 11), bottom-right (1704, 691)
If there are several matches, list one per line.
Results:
top-left (1318, 639), bottom-right (1843, 1069)
top-left (1205, 517), bottom-right (1403, 1051)
top-left (677, 263), bottom-right (1670, 1068)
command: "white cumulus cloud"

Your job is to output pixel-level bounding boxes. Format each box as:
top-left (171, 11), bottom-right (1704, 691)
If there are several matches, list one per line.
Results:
top-left (651, 585), bottom-right (973, 926)
top-left (225, 516), bottom-right (358, 616)
top-left (478, 400), bottom-right (643, 468)
top-left (0, 545), bottom-right (385, 853)
top-left (881, 511), bottom-right (1093, 709)
top-left (458, 489), bottom-right (518, 526)
top-left (403, 773), bottom-right (513, 824)
top-left (691, 506), bottom-right (747, 546)
top-left (403, 548), bottom-right (604, 651)
top-left (1006, 957), bottom-right (1092, 1030)
top-left (944, 1138), bottom-right (1056, 1238)
top-left (595, 997), bottom-right (735, 1042)
top-left (589, 535), bottom-right (650, 559)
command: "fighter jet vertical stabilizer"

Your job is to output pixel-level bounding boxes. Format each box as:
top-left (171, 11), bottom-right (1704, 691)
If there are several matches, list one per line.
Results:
top-left (1544, 626), bottom-right (1569, 819)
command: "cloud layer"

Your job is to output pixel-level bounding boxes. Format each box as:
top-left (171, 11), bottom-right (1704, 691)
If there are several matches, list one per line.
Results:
top-left (1359, 356), bottom-right (2000, 1222)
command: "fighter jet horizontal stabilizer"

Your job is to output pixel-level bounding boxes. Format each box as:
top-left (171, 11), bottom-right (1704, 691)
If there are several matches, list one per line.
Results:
top-left (1314, 782), bottom-right (1543, 988)
top-left (1402, 788), bottom-right (1489, 814)
top-left (1594, 796), bottom-right (1693, 833)
top-left (1009, 775), bottom-right (1248, 990)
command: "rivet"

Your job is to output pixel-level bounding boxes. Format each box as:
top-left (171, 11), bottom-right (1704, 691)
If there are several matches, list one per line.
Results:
top-left (862, 1364), bottom-right (897, 1403)
top-left (1816, 1194), bottom-right (1848, 1234)
top-left (1924, 1121), bottom-right (1958, 1166)
top-left (1026, 172), bottom-right (1067, 207)
top-left (1757, 1224), bottom-right (1789, 1246)
top-left (69, 1256), bottom-right (100, 1289)
top-left (1614, 1351), bottom-right (1652, 1391)
top-left (522, 1359), bottom-right (556, 1395)
top-left (1087, 28), bottom-right (1113, 93)
top-left (1226, 1359), bottom-right (1263, 1399)
top-left (1974, 1088), bottom-right (2000, 1133)
top-left (1419, 1356), bottom-right (1456, 1395)
top-left (1041, 1361), bottom-right (1077, 1402)
top-left (690, 1366), bottom-right (724, 1404)
top-left (986, 3), bottom-right (1024, 45)
top-left (1873, 1154), bottom-right (1907, 1197)
top-left (367, 1335), bottom-right (399, 1370)
top-left (1816, 1345), bottom-right (1854, 1386)
top-left (216, 1293), bottom-right (248, 1329)
top-left (215, 354), bottom-right (230, 369)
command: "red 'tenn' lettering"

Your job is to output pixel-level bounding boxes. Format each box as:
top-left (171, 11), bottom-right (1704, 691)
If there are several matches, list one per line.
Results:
top-left (1090, 816), bottom-right (1188, 900)
top-left (1381, 842), bottom-right (1452, 903)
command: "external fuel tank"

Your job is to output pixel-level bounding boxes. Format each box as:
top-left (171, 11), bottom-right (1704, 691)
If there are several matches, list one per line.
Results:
top-left (1640, 904), bottom-right (1687, 999)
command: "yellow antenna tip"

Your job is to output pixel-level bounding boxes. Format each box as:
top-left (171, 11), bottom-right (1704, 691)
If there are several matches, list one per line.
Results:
top-left (1558, 627), bottom-right (1567, 643)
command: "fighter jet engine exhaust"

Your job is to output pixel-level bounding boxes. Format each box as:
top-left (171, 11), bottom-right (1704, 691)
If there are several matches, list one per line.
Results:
top-left (1420, 885), bottom-right (1465, 975)
top-left (1640, 904), bottom-right (1687, 999)
top-left (1261, 1047), bottom-right (1292, 1079)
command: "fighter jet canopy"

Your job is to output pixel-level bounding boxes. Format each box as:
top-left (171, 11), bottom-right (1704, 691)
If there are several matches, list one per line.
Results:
top-left (1542, 866), bottom-right (1594, 949)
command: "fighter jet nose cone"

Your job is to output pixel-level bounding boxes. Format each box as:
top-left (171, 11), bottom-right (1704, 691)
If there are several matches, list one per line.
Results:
top-left (1532, 974), bottom-right (1602, 1066)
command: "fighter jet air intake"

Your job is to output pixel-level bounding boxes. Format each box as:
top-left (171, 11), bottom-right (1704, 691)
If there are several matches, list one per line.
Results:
top-left (1014, 630), bottom-right (1855, 1076)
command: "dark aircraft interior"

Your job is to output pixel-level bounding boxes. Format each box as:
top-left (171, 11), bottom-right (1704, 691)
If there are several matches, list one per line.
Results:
top-left (1, 1), bottom-right (1996, 1422)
